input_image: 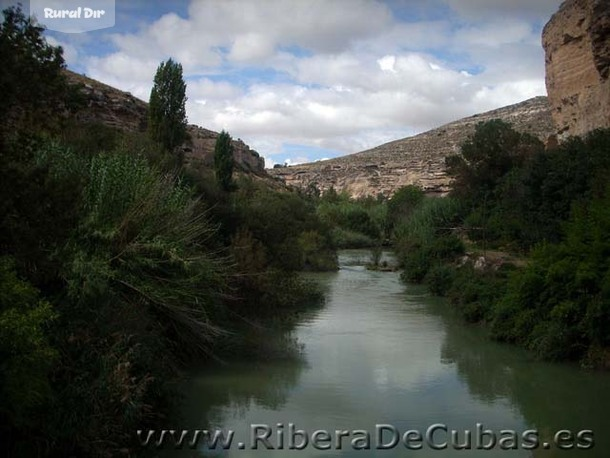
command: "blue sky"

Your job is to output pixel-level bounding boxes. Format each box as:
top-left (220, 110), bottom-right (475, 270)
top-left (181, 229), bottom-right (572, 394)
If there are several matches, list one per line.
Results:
top-left (9, 0), bottom-right (563, 167)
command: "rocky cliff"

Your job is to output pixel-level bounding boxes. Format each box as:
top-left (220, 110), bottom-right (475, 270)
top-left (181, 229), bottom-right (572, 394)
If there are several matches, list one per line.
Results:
top-left (183, 126), bottom-right (264, 173)
top-left (269, 97), bottom-right (554, 198)
top-left (543, 0), bottom-right (610, 140)
top-left (65, 71), bottom-right (265, 174)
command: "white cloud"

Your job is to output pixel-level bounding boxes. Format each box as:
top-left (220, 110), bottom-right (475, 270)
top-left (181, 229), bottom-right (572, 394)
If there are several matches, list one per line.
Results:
top-left (86, 52), bottom-right (158, 99)
top-left (76, 0), bottom-right (560, 163)
top-left (46, 36), bottom-right (79, 66)
top-left (444, 0), bottom-right (563, 21)
top-left (284, 157), bottom-right (310, 167)
top-left (377, 55), bottom-right (397, 73)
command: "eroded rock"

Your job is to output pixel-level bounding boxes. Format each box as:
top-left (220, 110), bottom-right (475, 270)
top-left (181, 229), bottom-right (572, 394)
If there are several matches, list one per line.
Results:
top-left (543, 0), bottom-right (610, 139)
top-left (269, 97), bottom-right (554, 198)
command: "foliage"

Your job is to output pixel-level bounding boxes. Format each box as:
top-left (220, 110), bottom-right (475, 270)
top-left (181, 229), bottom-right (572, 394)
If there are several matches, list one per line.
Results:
top-left (446, 265), bottom-right (509, 323)
top-left (394, 196), bottom-right (463, 253)
top-left (148, 58), bottom-right (188, 153)
top-left (446, 119), bottom-right (544, 203)
top-left (299, 230), bottom-right (339, 271)
top-left (399, 124), bottom-right (610, 367)
top-left (386, 185), bottom-right (425, 236)
top-left (66, 150), bottom-right (227, 353)
top-left (214, 130), bottom-right (235, 192)
top-left (0, 257), bottom-right (57, 438)
top-left (0, 135), bottom-right (84, 289)
top-left (234, 182), bottom-right (336, 272)
top-left (0, 9), bottom-right (335, 455)
top-left (490, 182), bottom-right (610, 362)
top-left (316, 191), bottom-right (386, 246)
top-left (330, 227), bottom-right (376, 249)
top-left (0, 5), bottom-right (68, 134)
top-left (424, 263), bottom-right (455, 296)
top-left (395, 196), bottom-right (464, 283)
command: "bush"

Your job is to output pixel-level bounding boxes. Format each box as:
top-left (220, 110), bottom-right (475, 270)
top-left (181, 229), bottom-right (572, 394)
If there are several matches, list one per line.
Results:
top-left (19, 144), bottom-right (228, 455)
top-left (0, 257), bottom-right (57, 441)
top-left (67, 150), bottom-right (227, 352)
top-left (447, 266), bottom-right (507, 323)
top-left (425, 263), bottom-right (455, 296)
top-left (299, 230), bottom-right (338, 271)
top-left (387, 185), bottom-right (425, 235)
top-left (446, 119), bottom-right (544, 202)
top-left (235, 184), bottom-right (335, 272)
top-left (395, 196), bottom-right (464, 283)
top-left (490, 179), bottom-right (610, 363)
top-left (331, 227), bottom-right (376, 248)
top-left (394, 197), bottom-right (463, 252)
top-left (316, 193), bottom-right (386, 246)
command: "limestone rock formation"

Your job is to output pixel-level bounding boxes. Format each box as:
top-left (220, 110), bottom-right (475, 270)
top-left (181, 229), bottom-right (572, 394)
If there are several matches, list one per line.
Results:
top-left (183, 126), bottom-right (265, 173)
top-left (66, 71), bottom-right (147, 131)
top-left (269, 97), bottom-right (554, 198)
top-left (543, 0), bottom-right (610, 139)
top-left (65, 71), bottom-right (265, 174)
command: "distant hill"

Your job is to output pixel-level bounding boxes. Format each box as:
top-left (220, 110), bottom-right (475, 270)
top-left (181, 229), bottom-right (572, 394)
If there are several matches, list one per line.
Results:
top-left (269, 96), bottom-right (555, 197)
top-left (64, 70), bottom-right (266, 175)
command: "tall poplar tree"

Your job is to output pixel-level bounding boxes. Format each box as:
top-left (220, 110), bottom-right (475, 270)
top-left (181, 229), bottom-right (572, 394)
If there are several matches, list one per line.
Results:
top-left (214, 130), bottom-right (234, 191)
top-left (148, 58), bottom-right (187, 151)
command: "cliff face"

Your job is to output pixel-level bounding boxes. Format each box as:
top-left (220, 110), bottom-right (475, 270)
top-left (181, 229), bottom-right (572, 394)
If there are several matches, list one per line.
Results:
top-left (269, 97), bottom-right (554, 198)
top-left (183, 126), bottom-right (265, 173)
top-left (543, 0), bottom-right (610, 139)
top-left (65, 71), bottom-right (265, 174)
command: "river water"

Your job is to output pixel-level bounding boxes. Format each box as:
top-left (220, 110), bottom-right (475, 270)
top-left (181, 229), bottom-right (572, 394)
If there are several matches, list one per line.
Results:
top-left (175, 250), bottom-right (610, 457)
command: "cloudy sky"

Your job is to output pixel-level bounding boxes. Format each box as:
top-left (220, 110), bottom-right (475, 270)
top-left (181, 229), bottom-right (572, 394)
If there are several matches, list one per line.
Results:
top-left (27, 0), bottom-right (562, 167)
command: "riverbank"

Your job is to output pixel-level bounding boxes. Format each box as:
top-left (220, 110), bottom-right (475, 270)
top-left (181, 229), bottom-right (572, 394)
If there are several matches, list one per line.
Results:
top-left (392, 124), bottom-right (610, 369)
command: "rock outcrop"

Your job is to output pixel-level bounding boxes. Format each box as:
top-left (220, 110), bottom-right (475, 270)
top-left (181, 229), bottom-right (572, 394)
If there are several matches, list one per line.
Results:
top-left (269, 97), bottom-right (554, 198)
top-left (65, 71), bottom-right (266, 174)
top-left (184, 126), bottom-right (265, 173)
top-left (543, 0), bottom-right (610, 140)
top-left (66, 71), bottom-right (148, 132)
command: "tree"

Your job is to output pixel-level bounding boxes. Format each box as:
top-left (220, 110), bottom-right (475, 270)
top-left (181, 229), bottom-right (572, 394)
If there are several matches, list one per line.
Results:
top-left (0, 5), bottom-right (67, 134)
top-left (148, 58), bottom-right (187, 152)
top-left (445, 119), bottom-right (543, 202)
top-left (386, 185), bottom-right (425, 235)
top-left (214, 130), bottom-right (234, 191)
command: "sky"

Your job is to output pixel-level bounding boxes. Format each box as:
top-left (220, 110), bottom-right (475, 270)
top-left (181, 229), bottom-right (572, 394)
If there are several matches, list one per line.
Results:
top-left (11, 0), bottom-right (563, 167)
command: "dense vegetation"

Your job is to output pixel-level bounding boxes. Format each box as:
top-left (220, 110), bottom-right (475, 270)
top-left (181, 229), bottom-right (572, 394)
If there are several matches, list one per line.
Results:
top-left (392, 119), bottom-right (610, 368)
top-left (0, 7), bottom-right (335, 457)
top-left (315, 187), bottom-right (388, 248)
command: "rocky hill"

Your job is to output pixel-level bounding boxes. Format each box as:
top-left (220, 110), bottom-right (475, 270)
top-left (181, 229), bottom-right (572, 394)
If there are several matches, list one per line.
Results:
top-left (269, 97), bottom-right (554, 198)
top-left (543, 0), bottom-right (610, 140)
top-left (65, 71), bottom-right (266, 174)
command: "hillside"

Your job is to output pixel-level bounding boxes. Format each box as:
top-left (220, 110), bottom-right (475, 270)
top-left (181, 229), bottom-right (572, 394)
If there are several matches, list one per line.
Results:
top-left (65, 70), bottom-right (266, 175)
top-left (269, 96), bottom-right (554, 197)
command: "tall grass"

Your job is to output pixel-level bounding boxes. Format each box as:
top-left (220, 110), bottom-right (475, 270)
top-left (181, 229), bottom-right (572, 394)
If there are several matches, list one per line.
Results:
top-left (393, 197), bottom-right (464, 283)
top-left (394, 197), bottom-right (463, 249)
top-left (67, 150), bottom-right (228, 354)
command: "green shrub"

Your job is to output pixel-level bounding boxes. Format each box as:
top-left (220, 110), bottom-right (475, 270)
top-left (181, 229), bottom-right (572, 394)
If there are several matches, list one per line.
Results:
top-left (331, 227), bottom-right (375, 248)
top-left (425, 263), bottom-right (455, 296)
top-left (66, 150), bottom-right (227, 352)
top-left (316, 194), bottom-right (386, 246)
top-left (299, 230), bottom-right (338, 271)
top-left (394, 197), bottom-right (463, 252)
top-left (0, 257), bottom-right (57, 452)
top-left (447, 265), bottom-right (507, 324)
top-left (0, 257), bottom-right (59, 456)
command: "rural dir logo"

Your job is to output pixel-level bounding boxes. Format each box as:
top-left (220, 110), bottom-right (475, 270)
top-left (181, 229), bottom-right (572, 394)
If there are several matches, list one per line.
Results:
top-left (31, 0), bottom-right (115, 33)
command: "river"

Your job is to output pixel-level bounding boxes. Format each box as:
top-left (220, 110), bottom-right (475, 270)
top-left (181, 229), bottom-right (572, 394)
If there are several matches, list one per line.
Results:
top-left (173, 250), bottom-right (610, 457)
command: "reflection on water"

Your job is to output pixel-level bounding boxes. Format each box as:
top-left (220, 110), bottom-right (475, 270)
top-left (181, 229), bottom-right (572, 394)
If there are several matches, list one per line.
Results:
top-left (171, 250), bottom-right (610, 457)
